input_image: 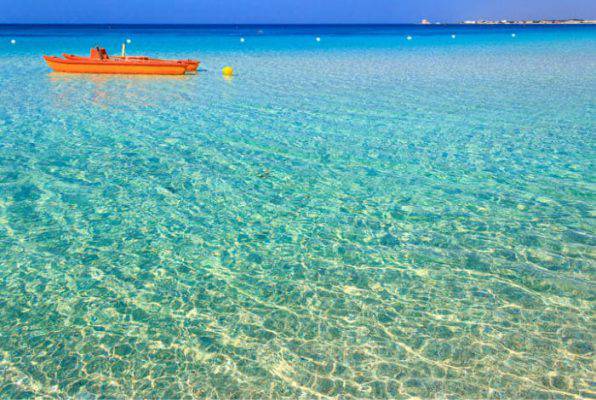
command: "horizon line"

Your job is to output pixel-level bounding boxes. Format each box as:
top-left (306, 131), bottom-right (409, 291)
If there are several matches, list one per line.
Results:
top-left (2, 22), bottom-right (434, 25)
top-left (1, 21), bottom-right (595, 27)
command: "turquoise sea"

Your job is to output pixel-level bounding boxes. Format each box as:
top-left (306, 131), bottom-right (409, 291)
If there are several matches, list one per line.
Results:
top-left (0, 24), bottom-right (594, 398)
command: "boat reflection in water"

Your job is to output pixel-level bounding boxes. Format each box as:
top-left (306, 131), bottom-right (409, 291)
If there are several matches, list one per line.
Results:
top-left (47, 71), bottom-right (192, 111)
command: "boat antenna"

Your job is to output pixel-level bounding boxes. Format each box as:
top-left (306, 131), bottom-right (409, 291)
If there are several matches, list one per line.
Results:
top-left (121, 43), bottom-right (126, 58)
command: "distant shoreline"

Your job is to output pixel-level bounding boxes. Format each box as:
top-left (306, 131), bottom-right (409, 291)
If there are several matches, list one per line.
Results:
top-left (457, 19), bottom-right (596, 25)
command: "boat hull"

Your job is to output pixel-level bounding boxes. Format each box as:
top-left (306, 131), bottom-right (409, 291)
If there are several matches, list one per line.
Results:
top-left (63, 54), bottom-right (200, 72)
top-left (113, 58), bottom-right (199, 72)
top-left (44, 56), bottom-right (188, 75)
top-left (184, 61), bottom-right (199, 72)
top-left (113, 57), bottom-right (199, 72)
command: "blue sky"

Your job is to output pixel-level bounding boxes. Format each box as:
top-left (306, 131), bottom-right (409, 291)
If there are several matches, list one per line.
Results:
top-left (1, 0), bottom-right (594, 24)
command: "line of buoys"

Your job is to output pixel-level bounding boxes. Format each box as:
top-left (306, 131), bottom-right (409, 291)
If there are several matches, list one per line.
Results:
top-left (216, 31), bottom-right (522, 80)
top-left (398, 33), bottom-right (518, 42)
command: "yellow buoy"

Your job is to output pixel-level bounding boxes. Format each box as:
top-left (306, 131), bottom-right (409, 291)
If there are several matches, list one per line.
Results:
top-left (222, 66), bottom-right (234, 76)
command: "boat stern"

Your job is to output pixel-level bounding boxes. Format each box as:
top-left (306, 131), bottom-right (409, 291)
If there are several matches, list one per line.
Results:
top-left (185, 60), bottom-right (200, 72)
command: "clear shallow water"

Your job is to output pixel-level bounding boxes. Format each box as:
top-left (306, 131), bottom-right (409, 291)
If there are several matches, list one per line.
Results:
top-left (0, 25), bottom-right (594, 398)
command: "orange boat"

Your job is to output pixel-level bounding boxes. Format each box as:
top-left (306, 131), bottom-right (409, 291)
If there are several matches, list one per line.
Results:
top-left (44, 47), bottom-right (200, 75)
top-left (62, 53), bottom-right (199, 72)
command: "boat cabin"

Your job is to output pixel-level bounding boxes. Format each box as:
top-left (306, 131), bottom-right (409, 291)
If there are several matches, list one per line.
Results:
top-left (90, 47), bottom-right (109, 60)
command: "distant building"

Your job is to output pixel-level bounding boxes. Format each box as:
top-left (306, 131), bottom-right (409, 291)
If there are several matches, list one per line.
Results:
top-left (459, 18), bottom-right (596, 25)
top-left (420, 19), bottom-right (430, 25)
